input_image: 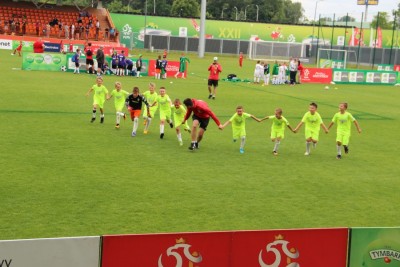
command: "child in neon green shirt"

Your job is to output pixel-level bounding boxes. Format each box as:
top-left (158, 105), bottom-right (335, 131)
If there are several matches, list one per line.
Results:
top-left (221, 106), bottom-right (261, 154)
top-left (327, 102), bottom-right (362, 159)
top-left (261, 108), bottom-right (295, 156)
top-left (294, 102), bottom-right (329, 156)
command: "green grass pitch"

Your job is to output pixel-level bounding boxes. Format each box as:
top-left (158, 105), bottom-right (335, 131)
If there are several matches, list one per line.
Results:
top-left (0, 50), bottom-right (399, 240)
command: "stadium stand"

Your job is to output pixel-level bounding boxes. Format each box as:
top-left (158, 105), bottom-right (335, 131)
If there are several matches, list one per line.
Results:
top-left (0, 0), bottom-right (116, 42)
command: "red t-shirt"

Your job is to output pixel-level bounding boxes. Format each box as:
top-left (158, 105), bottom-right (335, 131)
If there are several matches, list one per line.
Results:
top-left (208, 63), bottom-right (222, 80)
top-left (85, 47), bottom-right (93, 59)
top-left (33, 40), bottom-right (44, 53)
top-left (16, 43), bottom-right (22, 51)
top-left (184, 99), bottom-right (221, 126)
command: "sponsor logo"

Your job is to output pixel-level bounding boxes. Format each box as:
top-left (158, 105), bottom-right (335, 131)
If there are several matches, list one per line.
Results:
top-left (35, 55), bottom-right (44, 63)
top-left (122, 24), bottom-right (132, 40)
top-left (52, 56), bottom-right (62, 64)
top-left (25, 55), bottom-right (34, 63)
top-left (259, 234), bottom-right (300, 267)
top-left (303, 69), bottom-right (310, 79)
top-left (313, 72), bottom-right (329, 78)
top-left (158, 238), bottom-right (202, 267)
top-left (369, 249), bottom-right (400, 263)
top-left (0, 39), bottom-right (12, 50)
top-left (0, 259), bottom-right (12, 267)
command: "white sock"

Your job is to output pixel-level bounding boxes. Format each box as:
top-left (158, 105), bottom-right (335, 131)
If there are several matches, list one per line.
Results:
top-left (306, 142), bottom-right (311, 154)
top-left (133, 118), bottom-right (138, 132)
top-left (177, 133), bottom-right (182, 142)
top-left (240, 137), bottom-right (246, 149)
top-left (337, 145), bottom-right (342, 155)
top-left (136, 71), bottom-right (140, 77)
top-left (116, 112), bottom-right (120, 124)
top-left (160, 124), bottom-right (165, 134)
top-left (145, 118), bottom-right (152, 130)
top-left (274, 141), bottom-right (280, 152)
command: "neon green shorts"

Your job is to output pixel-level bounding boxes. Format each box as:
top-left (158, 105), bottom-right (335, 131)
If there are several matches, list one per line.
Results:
top-left (305, 128), bottom-right (320, 141)
top-left (271, 130), bottom-right (285, 140)
top-left (233, 127), bottom-right (246, 139)
top-left (143, 106), bottom-right (158, 118)
top-left (174, 114), bottom-right (188, 128)
top-left (115, 103), bottom-right (125, 112)
top-left (159, 109), bottom-right (171, 121)
top-left (336, 133), bottom-right (350, 146)
top-left (93, 97), bottom-right (106, 109)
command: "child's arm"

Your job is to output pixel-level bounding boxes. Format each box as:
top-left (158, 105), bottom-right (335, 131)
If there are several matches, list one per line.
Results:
top-left (250, 115), bottom-right (261, 122)
top-left (260, 116), bottom-right (270, 122)
top-left (321, 123), bottom-right (329, 133)
top-left (220, 120), bottom-right (231, 129)
top-left (354, 120), bottom-right (362, 133)
top-left (85, 88), bottom-right (93, 96)
top-left (327, 121), bottom-right (334, 130)
top-left (293, 121), bottom-right (303, 133)
top-left (287, 125), bottom-right (295, 133)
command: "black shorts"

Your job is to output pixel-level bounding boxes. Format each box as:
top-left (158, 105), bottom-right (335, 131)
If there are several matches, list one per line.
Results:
top-left (118, 64), bottom-right (125, 69)
top-left (208, 79), bottom-right (218, 87)
top-left (127, 65), bottom-right (133, 71)
top-left (75, 62), bottom-right (80, 68)
top-left (137, 67), bottom-right (142, 72)
top-left (86, 59), bottom-right (94, 66)
top-left (192, 114), bottom-right (210, 130)
top-left (112, 64), bottom-right (117, 69)
top-left (97, 62), bottom-right (104, 69)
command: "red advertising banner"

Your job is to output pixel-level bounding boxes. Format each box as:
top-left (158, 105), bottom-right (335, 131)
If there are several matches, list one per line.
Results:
top-left (102, 232), bottom-right (231, 267)
top-left (148, 59), bottom-right (186, 77)
top-left (394, 65), bottom-right (400, 72)
top-left (231, 228), bottom-right (349, 267)
top-left (302, 68), bottom-right (333, 84)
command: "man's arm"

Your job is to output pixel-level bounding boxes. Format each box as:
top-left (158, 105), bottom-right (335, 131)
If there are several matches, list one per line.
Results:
top-left (220, 120), bottom-right (231, 129)
top-left (260, 116), bottom-right (270, 122)
top-left (85, 88), bottom-right (93, 96)
top-left (287, 125), bottom-right (295, 133)
top-left (327, 121), bottom-right (334, 130)
top-left (183, 107), bottom-right (192, 123)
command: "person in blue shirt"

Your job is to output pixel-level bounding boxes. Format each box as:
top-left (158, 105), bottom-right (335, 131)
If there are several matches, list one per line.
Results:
top-left (161, 55), bottom-right (168, 79)
top-left (73, 48), bottom-right (81, 74)
top-left (126, 58), bottom-right (135, 76)
top-left (117, 50), bottom-right (126, 76)
top-left (111, 51), bottom-right (118, 75)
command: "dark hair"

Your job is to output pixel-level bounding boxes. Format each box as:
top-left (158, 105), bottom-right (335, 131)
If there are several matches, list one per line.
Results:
top-left (183, 98), bottom-right (193, 107)
top-left (341, 102), bottom-right (348, 109)
top-left (133, 87), bottom-right (139, 93)
top-left (310, 102), bottom-right (318, 108)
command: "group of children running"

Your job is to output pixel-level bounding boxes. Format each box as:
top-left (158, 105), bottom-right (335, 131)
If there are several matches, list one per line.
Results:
top-left (86, 76), bottom-right (361, 159)
top-left (221, 102), bottom-right (361, 159)
top-left (86, 76), bottom-right (191, 146)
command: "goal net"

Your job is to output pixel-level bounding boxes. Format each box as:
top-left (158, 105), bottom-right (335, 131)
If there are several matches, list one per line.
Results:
top-left (248, 40), bottom-right (306, 61)
top-left (317, 48), bottom-right (348, 69)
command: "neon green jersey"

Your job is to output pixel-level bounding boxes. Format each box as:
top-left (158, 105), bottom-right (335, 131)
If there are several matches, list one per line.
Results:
top-left (142, 90), bottom-right (158, 106)
top-left (92, 84), bottom-right (108, 100)
top-left (229, 112), bottom-right (251, 129)
top-left (332, 111), bottom-right (356, 134)
top-left (173, 104), bottom-right (187, 117)
top-left (111, 89), bottom-right (129, 106)
top-left (301, 111), bottom-right (323, 131)
top-left (157, 94), bottom-right (172, 111)
top-left (268, 115), bottom-right (289, 131)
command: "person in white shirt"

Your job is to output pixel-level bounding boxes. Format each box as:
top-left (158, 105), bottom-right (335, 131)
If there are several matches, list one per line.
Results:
top-left (254, 60), bottom-right (264, 84)
top-left (278, 63), bottom-right (287, 84)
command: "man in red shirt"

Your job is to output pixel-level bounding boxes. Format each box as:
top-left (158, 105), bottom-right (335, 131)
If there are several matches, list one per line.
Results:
top-left (84, 42), bottom-right (94, 74)
top-left (182, 98), bottom-right (222, 151)
top-left (33, 38), bottom-right (44, 53)
top-left (239, 52), bottom-right (244, 67)
top-left (207, 57), bottom-right (222, 100)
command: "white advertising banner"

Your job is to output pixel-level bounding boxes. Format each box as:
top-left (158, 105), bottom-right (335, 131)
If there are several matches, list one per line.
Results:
top-left (0, 39), bottom-right (12, 50)
top-left (0, 236), bottom-right (100, 267)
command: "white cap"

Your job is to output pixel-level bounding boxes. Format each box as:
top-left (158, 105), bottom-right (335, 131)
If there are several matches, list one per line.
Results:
top-left (213, 57), bottom-right (218, 61)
